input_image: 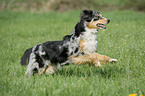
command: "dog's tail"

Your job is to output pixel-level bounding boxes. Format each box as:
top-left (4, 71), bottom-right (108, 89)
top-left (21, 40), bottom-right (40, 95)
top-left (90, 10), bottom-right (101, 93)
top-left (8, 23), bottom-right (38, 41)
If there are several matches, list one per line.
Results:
top-left (20, 48), bottom-right (32, 65)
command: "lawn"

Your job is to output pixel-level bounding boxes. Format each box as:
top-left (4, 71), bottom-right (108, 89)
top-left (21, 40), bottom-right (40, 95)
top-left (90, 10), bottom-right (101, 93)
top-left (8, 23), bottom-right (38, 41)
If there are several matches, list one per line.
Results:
top-left (0, 10), bottom-right (145, 96)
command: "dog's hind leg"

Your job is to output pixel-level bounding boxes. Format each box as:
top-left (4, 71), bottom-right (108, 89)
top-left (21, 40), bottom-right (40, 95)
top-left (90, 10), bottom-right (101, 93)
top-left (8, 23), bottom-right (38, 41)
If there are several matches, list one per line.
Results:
top-left (45, 65), bottom-right (55, 75)
top-left (25, 52), bottom-right (41, 76)
top-left (25, 44), bottom-right (50, 76)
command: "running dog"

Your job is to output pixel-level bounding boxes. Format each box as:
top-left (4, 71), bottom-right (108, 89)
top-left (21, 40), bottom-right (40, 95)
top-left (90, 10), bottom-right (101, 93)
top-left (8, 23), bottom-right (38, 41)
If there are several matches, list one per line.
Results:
top-left (20, 10), bottom-right (117, 76)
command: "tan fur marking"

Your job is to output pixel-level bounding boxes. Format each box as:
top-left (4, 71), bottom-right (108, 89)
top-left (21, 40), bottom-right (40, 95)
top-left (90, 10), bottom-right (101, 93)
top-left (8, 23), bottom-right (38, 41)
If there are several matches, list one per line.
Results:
top-left (80, 39), bottom-right (85, 53)
top-left (87, 18), bottom-right (108, 29)
top-left (94, 53), bottom-right (111, 64)
top-left (37, 65), bottom-right (56, 76)
top-left (97, 14), bottom-right (101, 17)
top-left (38, 68), bottom-right (45, 76)
top-left (45, 65), bottom-right (55, 75)
top-left (97, 18), bottom-right (108, 24)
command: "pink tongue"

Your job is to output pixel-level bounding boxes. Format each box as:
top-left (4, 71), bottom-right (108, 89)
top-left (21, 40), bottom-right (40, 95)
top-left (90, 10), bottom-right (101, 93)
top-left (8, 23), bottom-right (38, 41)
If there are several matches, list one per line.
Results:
top-left (99, 24), bottom-right (106, 29)
top-left (99, 25), bottom-right (105, 27)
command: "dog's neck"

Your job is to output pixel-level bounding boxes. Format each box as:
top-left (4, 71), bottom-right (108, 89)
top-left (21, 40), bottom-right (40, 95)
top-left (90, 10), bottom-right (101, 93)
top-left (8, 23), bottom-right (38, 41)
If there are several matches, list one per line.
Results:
top-left (84, 23), bottom-right (98, 33)
top-left (65, 21), bottom-right (99, 55)
top-left (81, 24), bottom-right (99, 54)
top-left (65, 22), bottom-right (84, 56)
top-left (82, 24), bottom-right (98, 40)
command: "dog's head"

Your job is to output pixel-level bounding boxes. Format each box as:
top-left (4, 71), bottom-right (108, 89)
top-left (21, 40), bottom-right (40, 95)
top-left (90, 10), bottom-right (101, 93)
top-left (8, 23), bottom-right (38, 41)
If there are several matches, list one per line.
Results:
top-left (80, 10), bottom-right (110, 29)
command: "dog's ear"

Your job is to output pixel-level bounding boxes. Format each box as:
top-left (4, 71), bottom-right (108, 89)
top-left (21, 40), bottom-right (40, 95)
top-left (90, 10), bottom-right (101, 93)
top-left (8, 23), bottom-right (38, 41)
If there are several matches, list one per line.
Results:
top-left (80, 10), bottom-right (93, 22)
top-left (83, 10), bottom-right (90, 15)
top-left (81, 10), bottom-right (92, 18)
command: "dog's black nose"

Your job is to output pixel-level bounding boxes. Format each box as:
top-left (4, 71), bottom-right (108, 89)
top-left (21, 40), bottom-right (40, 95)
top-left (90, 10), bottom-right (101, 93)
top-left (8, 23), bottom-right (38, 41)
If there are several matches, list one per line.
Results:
top-left (107, 19), bottom-right (110, 24)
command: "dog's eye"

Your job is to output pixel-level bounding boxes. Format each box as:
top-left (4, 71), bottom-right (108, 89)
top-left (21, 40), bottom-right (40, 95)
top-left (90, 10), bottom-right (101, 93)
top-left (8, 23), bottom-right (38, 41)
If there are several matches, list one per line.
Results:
top-left (86, 19), bottom-right (91, 22)
top-left (94, 19), bottom-right (98, 21)
top-left (94, 16), bottom-right (100, 21)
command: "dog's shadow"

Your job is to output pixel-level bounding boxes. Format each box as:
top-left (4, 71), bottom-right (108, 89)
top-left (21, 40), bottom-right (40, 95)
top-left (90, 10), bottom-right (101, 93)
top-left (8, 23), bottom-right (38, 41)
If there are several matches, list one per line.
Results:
top-left (54, 64), bottom-right (123, 78)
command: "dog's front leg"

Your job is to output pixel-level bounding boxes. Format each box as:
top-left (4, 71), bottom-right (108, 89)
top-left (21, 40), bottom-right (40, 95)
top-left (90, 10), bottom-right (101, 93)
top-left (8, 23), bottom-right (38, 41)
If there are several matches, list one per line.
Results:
top-left (70, 54), bottom-right (102, 67)
top-left (25, 44), bottom-right (50, 76)
top-left (70, 54), bottom-right (92, 65)
top-left (92, 53), bottom-right (118, 65)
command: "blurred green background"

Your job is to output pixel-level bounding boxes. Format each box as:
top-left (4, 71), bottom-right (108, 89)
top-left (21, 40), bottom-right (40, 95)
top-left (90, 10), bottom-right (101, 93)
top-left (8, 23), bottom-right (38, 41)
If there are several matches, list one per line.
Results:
top-left (0, 0), bottom-right (145, 12)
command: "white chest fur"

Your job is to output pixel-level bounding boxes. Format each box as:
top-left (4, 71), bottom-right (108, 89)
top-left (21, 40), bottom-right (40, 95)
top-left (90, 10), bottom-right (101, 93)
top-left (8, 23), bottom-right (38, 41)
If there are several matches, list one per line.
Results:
top-left (81, 28), bottom-right (98, 54)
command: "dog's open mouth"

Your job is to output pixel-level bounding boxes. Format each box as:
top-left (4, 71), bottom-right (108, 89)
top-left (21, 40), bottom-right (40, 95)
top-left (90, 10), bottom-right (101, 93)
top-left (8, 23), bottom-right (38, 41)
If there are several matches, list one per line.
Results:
top-left (97, 24), bottom-right (106, 29)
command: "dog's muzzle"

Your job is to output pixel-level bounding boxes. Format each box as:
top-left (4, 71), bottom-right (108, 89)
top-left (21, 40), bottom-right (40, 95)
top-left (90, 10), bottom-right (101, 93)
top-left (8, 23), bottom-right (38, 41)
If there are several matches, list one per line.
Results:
top-left (107, 19), bottom-right (110, 24)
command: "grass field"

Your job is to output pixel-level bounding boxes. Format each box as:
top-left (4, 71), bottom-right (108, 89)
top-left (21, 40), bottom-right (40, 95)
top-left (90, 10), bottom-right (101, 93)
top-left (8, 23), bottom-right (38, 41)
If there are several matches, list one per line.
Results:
top-left (0, 10), bottom-right (145, 96)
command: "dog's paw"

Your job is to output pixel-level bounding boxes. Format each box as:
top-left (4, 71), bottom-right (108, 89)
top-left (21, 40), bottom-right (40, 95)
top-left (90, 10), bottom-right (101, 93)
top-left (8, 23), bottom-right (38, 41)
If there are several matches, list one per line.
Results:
top-left (109, 59), bottom-right (118, 64)
top-left (45, 66), bottom-right (55, 75)
top-left (95, 64), bottom-right (102, 67)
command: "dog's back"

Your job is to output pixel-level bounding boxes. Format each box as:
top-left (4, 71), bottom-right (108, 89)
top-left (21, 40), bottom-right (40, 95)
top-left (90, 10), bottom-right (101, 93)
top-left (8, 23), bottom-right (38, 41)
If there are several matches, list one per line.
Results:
top-left (20, 35), bottom-right (71, 66)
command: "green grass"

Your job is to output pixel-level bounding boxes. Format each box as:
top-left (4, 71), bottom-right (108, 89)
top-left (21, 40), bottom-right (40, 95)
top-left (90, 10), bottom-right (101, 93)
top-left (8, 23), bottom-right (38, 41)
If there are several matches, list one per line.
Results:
top-left (0, 10), bottom-right (145, 96)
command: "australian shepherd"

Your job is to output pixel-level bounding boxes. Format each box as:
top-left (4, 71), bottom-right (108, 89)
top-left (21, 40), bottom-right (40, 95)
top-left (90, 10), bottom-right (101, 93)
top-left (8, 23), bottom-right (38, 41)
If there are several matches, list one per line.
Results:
top-left (20, 10), bottom-right (117, 76)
